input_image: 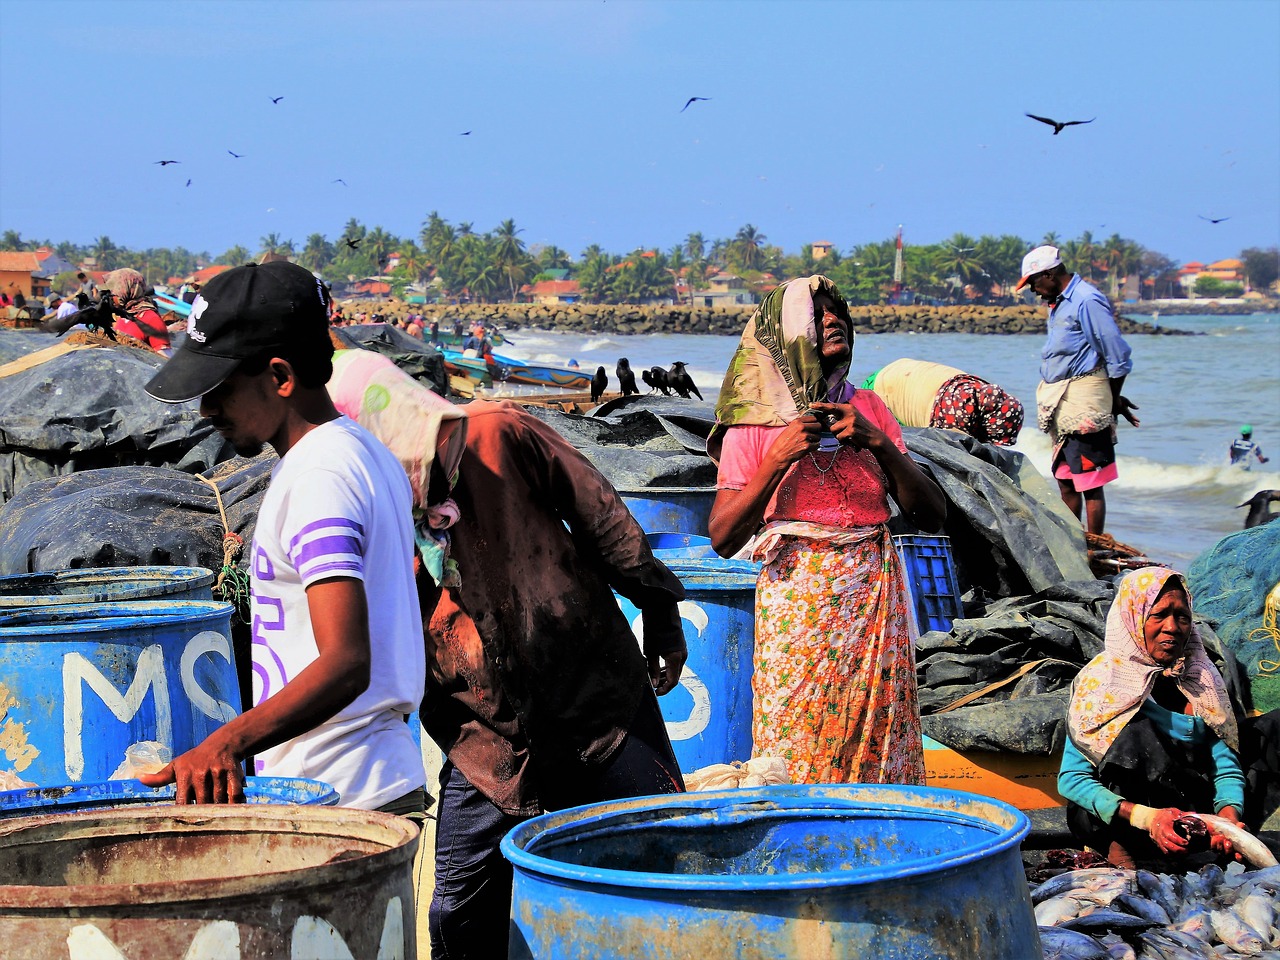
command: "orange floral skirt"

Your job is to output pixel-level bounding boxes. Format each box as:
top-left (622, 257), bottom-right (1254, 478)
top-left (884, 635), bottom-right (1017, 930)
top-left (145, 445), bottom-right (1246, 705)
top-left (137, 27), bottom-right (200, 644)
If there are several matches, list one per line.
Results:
top-left (752, 528), bottom-right (925, 785)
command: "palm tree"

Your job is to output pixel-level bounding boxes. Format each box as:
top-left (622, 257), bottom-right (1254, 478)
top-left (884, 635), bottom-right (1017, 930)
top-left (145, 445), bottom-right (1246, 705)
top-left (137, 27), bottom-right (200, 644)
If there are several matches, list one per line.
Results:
top-left (0, 230), bottom-right (23, 251)
top-left (364, 227), bottom-right (396, 273)
top-left (537, 245), bottom-right (571, 271)
top-left (492, 219), bottom-right (530, 301)
top-left (300, 234), bottom-right (332, 272)
top-left (394, 242), bottom-right (434, 297)
top-left (93, 236), bottom-right (119, 271)
top-left (215, 244), bottom-right (251, 266)
top-left (1041, 231), bottom-right (1061, 247)
top-left (730, 224), bottom-right (767, 272)
top-left (684, 232), bottom-right (706, 261)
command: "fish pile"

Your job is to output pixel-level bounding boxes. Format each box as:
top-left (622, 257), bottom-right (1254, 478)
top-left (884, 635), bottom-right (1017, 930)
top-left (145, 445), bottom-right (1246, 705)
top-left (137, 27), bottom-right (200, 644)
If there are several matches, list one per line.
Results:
top-left (1035, 862), bottom-right (1280, 958)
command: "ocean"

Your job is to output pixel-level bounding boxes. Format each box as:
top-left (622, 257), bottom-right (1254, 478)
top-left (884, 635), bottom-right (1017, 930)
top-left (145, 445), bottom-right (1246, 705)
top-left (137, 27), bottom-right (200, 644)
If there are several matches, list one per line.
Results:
top-left (490, 312), bottom-right (1280, 571)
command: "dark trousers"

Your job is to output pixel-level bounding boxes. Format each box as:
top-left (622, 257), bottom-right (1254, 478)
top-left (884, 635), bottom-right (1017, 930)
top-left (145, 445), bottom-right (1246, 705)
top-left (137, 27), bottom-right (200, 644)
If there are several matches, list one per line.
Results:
top-left (428, 692), bottom-right (683, 960)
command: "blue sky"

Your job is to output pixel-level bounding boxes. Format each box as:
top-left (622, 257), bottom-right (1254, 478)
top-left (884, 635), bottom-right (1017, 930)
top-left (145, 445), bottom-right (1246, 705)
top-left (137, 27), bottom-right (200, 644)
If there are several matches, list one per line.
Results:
top-left (2, 0), bottom-right (1276, 264)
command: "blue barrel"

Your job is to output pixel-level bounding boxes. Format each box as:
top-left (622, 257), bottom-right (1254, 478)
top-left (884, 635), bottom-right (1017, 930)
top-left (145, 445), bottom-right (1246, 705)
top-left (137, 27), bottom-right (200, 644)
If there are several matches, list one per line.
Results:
top-left (0, 566), bottom-right (216, 608)
top-left (615, 558), bottom-right (758, 772)
top-left (619, 486), bottom-right (716, 536)
top-left (646, 532), bottom-right (717, 559)
top-left (0, 601), bottom-right (240, 786)
top-left (503, 785), bottom-right (1039, 960)
top-left (0, 776), bottom-right (338, 816)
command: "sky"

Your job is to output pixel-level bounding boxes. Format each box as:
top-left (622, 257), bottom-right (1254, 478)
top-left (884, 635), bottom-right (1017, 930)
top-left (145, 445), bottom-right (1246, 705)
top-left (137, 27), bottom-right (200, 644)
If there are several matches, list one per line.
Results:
top-left (2, 0), bottom-right (1277, 265)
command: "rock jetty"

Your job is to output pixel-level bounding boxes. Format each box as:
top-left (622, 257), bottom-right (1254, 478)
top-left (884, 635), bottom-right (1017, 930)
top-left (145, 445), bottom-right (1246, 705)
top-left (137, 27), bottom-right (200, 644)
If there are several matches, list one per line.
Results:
top-left (338, 301), bottom-right (1179, 336)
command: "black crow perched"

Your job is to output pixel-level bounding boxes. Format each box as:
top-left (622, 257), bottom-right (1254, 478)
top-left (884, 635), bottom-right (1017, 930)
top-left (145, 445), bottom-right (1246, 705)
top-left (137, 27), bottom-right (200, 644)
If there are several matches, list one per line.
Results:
top-left (1238, 490), bottom-right (1280, 529)
top-left (590, 366), bottom-right (608, 403)
top-left (616, 358), bottom-right (638, 397)
top-left (41, 297), bottom-right (119, 340)
top-left (642, 365), bottom-right (672, 395)
top-left (667, 361), bottom-right (702, 399)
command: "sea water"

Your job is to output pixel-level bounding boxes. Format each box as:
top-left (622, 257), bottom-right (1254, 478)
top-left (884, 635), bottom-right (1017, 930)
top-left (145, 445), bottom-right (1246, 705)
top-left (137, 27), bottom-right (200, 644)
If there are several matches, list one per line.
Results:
top-left (496, 313), bottom-right (1280, 570)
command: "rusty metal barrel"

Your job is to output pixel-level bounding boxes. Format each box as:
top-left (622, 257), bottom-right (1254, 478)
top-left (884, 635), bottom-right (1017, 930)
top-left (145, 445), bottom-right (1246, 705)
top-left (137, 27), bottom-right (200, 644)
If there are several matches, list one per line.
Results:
top-left (0, 805), bottom-right (420, 958)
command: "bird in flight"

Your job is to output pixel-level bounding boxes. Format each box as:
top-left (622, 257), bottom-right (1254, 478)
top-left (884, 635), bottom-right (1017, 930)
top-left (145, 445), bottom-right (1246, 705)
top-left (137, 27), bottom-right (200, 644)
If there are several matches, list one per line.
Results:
top-left (270, 96), bottom-right (284, 104)
top-left (1025, 113), bottom-right (1094, 134)
top-left (680, 97), bottom-right (710, 113)
top-left (228, 150), bottom-right (243, 158)
top-left (1198, 215), bottom-right (1231, 224)
top-left (344, 238), bottom-right (362, 250)
top-left (460, 131), bottom-right (472, 136)
top-left (332, 178), bottom-right (348, 186)
top-left (185, 179), bottom-right (191, 187)
top-left (154, 159), bottom-right (180, 165)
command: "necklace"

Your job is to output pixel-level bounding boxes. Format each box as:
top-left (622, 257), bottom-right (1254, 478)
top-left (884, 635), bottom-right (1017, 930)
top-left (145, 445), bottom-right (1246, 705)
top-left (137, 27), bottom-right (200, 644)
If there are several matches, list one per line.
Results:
top-left (809, 446), bottom-right (842, 484)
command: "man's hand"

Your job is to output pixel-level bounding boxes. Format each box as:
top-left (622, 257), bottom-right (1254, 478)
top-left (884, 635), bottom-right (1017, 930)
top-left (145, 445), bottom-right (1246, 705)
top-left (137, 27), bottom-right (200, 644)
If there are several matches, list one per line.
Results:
top-left (648, 646), bottom-right (687, 696)
top-left (1115, 395), bottom-right (1140, 428)
top-left (138, 735), bottom-right (246, 804)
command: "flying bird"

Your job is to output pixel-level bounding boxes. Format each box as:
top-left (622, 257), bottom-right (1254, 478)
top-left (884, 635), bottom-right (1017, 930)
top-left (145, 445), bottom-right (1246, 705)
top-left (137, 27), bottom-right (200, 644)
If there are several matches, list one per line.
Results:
top-left (344, 238), bottom-right (361, 250)
top-left (642, 365), bottom-right (672, 396)
top-left (667, 362), bottom-right (702, 400)
top-left (1025, 113), bottom-right (1094, 135)
top-left (590, 366), bottom-right (608, 404)
top-left (616, 358), bottom-right (638, 397)
top-left (270, 96), bottom-right (284, 104)
top-left (154, 160), bottom-right (180, 165)
top-left (680, 97), bottom-right (710, 113)
top-left (185, 179), bottom-right (191, 187)
top-left (332, 178), bottom-right (348, 186)
top-left (227, 150), bottom-right (243, 158)
top-left (1198, 215), bottom-right (1231, 224)
top-left (460, 131), bottom-right (472, 136)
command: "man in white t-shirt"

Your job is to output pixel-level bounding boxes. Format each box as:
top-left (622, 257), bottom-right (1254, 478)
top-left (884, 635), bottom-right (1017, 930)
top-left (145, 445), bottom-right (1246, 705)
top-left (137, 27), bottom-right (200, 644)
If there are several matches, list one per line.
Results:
top-left (140, 260), bottom-right (426, 815)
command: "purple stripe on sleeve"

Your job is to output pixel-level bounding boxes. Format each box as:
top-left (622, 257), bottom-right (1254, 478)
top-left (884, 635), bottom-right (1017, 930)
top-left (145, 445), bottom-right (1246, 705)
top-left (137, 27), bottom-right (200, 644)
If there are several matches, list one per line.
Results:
top-left (291, 534), bottom-right (363, 568)
top-left (301, 560), bottom-right (363, 581)
top-left (288, 516), bottom-right (364, 553)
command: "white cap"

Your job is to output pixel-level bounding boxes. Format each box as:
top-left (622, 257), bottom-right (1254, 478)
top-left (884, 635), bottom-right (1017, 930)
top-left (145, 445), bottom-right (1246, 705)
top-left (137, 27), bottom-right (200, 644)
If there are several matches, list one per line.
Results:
top-left (1016, 245), bottom-right (1063, 290)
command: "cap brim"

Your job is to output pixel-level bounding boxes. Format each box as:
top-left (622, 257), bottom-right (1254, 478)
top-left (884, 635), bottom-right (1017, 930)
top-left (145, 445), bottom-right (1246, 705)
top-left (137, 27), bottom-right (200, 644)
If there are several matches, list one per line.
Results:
top-left (144, 347), bottom-right (241, 403)
top-left (1015, 276), bottom-right (1031, 291)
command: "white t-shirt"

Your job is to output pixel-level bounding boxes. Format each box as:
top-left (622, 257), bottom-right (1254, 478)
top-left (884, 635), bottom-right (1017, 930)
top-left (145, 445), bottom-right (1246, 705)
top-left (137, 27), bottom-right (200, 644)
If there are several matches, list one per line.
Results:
top-left (250, 416), bottom-right (425, 809)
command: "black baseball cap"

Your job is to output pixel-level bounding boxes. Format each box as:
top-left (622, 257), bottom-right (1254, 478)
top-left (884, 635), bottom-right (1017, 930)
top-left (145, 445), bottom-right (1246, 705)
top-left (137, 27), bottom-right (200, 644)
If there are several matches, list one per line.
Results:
top-left (145, 261), bottom-right (331, 403)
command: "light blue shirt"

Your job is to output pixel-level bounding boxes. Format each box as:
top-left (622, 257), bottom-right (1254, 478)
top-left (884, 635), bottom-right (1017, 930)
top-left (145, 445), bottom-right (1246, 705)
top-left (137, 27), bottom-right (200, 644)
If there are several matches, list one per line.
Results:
top-left (1057, 698), bottom-right (1244, 823)
top-left (1039, 275), bottom-right (1134, 384)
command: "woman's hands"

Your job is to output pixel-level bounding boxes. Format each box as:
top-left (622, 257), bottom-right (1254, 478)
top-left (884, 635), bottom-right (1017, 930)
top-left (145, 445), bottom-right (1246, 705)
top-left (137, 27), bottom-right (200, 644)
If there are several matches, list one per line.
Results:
top-left (765, 412), bottom-right (826, 468)
top-left (808, 401), bottom-right (888, 452)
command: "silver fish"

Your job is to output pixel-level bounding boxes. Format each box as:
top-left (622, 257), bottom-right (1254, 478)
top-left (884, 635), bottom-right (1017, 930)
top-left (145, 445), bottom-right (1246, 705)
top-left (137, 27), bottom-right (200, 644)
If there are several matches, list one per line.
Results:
top-left (1039, 925), bottom-right (1109, 959)
top-left (1061, 909), bottom-right (1161, 934)
top-left (1138, 929), bottom-right (1215, 960)
top-left (1098, 933), bottom-right (1137, 960)
top-left (1113, 892), bottom-right (1172, 925)
top-left (1172, 903), bottom-right (1213, 942)
top-left (1236, 890), bottom-right (1276, 945)
top-left (1211, 907), bottom-right (1267, 955)
top-left (1186, 813), bottom-right (1279, 869)
top-left (1037, 893), bottom-right (1088, 926)
top-left (1033, 868), bottom-right (1132, 904)
top-left (1137, 870), bottom-right (1183, 919)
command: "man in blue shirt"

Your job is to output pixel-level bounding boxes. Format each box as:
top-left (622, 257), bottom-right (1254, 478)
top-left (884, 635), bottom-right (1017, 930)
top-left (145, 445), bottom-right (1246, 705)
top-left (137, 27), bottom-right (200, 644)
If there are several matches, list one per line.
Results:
top-left (1021, 245), bottom-right (1140, 536)
top-left (1229, 425), bottom-right (1269, 470)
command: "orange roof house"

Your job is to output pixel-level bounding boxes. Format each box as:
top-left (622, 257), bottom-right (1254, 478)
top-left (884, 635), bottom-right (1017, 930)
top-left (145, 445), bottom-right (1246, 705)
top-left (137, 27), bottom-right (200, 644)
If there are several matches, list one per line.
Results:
top-left (525, 279), bottom-right (582, 304)
top-left (0, 251), bottom-right (50, 300)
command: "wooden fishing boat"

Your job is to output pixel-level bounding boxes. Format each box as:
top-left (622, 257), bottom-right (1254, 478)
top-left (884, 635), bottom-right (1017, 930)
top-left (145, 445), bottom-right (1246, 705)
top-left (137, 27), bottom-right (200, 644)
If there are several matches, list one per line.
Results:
top-left (441, 348), bottom-right (591, 390)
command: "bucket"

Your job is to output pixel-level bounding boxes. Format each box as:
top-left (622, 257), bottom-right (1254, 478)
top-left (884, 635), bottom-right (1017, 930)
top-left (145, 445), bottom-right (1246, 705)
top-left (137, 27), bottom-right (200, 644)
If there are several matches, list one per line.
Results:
top-left (646, 532), bottom-right (717, 559)
top-left (503, 785), bottom-right (1038, 960)
top-left (0, 566), bottom-right (216, 608)
top-left (615, 558), bottom-right (758, 771)
top-left (893, 535), bottom-right (964, 634)
top-left (0, 776), bottom-right (339, 816)
top-left (619, 486), bottom-right (716, 536)
top-left (0, 806), bottom-right (419, 958)
top-left (0, 600), bottom-right (240, 786)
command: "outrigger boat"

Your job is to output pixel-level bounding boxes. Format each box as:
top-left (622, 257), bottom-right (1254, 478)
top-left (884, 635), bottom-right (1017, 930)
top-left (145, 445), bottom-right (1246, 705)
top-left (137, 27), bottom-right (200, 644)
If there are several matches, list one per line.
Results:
top-left (440, 348), bottom-right (592, 390)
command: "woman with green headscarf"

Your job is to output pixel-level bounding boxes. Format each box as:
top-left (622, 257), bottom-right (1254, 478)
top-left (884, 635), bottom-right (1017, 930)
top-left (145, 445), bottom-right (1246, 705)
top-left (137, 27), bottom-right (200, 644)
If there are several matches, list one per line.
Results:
top-left (708, 276), bottom-right (945, 785)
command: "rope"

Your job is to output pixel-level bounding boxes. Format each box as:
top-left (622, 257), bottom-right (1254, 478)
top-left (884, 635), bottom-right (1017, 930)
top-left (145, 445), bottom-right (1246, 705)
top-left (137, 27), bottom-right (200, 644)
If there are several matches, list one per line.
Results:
top-left (198, 475), bottom-right (250, 616)
top-left (1249, 582), bottom-right (1280, 675)
top-left (925, 658), bottom-right (1079, 715)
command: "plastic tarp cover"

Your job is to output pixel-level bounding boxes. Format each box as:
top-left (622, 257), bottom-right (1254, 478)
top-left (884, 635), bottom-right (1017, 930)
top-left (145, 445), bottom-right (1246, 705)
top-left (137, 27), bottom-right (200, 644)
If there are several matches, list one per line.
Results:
top-left (1188, 522), bottom-right (1280, 713)
top-left (0, 334), bottom-right (232, 505)
top-left (334, 323), bottom-right (448, 397)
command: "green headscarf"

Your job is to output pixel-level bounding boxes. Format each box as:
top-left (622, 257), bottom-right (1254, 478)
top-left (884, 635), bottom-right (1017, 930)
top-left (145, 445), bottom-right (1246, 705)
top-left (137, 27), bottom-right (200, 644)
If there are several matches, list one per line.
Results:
top-left (707, 275), bottom-right (853, 462)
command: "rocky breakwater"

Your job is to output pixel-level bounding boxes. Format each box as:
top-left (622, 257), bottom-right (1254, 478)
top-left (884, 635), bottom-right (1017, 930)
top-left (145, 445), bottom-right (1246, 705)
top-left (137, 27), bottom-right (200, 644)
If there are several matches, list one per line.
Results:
top-left (344, 301), bottom-right (1172, 336)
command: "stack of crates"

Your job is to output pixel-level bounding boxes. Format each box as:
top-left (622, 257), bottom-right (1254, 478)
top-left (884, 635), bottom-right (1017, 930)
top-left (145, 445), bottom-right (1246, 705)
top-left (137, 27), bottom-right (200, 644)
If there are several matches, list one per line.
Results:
top-left (892, 534), bottom-right (964, 635)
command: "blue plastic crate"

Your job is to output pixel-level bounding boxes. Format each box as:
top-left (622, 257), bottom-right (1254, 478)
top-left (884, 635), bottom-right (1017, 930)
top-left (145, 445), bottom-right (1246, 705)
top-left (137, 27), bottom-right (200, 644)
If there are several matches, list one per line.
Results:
top-left (893, 535), bottom-right (964, 634)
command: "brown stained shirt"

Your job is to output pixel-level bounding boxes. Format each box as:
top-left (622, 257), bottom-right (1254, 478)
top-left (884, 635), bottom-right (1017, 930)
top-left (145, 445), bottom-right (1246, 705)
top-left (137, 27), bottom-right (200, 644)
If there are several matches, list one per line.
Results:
top-left (417, 400), bottom-right (686, 815)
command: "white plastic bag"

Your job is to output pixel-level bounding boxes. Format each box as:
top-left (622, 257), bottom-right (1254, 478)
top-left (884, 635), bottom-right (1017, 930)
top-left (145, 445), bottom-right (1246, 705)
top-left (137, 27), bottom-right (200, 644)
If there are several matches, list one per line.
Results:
top-left (109, 741), bottom-right (172, 780)
top-left (0, 769), bottom-right (35, 791)
top-left (685, 757), bottom-right (791, 792)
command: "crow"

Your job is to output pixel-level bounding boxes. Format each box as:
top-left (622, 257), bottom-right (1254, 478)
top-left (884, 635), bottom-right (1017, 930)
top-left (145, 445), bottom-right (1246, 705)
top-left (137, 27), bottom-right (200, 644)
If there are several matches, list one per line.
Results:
top-left (344, 238), bottom-right (361, 250)
top-left (1025, 113), bottom-right (1094, 135)
top-left (616, 358), bottom-right (639, 397)
top-left (1238, 490), bottom-right (1280, 529)
top-left (227, 150), bottom-right (243, 158)
top-left (153, 159), bottom-right (180, 165)
top-left (271, 96), bottom-right (284, 104)
top-left (667, 361), bottom-right (702, 399)
top-left (642, 365), bottom-right (672, 395)
top-left (591, 366), bottom-right (608, 403)
top-left (332, 178), bottom-right (348, 186)
top-left (185, 179), bottom-right (191, 187)
top-left (460, 131), bottom-right (472, 136)
top-left (1198, 215), bottom-right (1231, 224)
top-left (680, 97), bottom-right (710, 113)
top-left (41, 296), bottom-right (118, 340)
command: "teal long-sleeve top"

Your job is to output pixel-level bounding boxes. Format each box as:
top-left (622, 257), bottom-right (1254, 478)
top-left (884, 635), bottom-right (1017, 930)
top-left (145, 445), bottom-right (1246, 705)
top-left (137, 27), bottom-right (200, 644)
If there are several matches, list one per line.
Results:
top-left (1057, 698), bottom-right (1245, 824)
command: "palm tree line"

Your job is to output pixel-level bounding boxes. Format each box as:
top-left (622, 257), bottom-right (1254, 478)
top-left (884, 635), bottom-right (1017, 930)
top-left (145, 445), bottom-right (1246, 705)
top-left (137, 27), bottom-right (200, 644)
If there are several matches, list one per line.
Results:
top-left (0, 221), bottom-right (1196, 305)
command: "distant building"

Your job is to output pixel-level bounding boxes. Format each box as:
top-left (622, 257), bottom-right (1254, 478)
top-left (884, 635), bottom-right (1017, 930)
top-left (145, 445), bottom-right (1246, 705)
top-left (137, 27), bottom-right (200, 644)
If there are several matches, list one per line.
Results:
top-left (698, 272), bottom-right (755, 307)
top-left (1178, 258), bottom-right (1244, 294)
top-left (524, 279), bottom-right (582, 305)
top-left (33, 247), bottom-right (77, 279)
top-left (0, 251), bottom-right (50, 301)
top-left (812, 240), bottom-right (834, 260)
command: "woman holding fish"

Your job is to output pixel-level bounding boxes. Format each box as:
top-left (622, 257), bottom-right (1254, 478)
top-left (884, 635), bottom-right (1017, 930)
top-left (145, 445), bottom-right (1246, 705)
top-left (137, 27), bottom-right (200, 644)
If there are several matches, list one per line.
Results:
top-left (1059, 566), bottom-right (1255, 869)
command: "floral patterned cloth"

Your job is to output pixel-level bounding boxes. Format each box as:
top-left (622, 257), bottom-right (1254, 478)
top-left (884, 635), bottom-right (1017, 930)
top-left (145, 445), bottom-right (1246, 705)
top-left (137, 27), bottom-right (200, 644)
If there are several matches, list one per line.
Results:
top-left (930, 375), bottom-right (1024, 446)
top-left (752, 526), bottom-right (925, 785)
top-left (1067, 566), bottom-right (1238, 767)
